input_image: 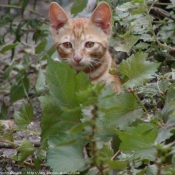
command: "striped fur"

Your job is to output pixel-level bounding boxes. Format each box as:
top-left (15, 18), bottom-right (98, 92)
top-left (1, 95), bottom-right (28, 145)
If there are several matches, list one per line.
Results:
top-left (49, 2), bottom-right (122, 92)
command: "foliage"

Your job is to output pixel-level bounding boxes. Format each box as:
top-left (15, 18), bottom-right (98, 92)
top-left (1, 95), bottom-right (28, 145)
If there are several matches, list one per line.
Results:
top-left (1, 0), bottom-right (175, 174)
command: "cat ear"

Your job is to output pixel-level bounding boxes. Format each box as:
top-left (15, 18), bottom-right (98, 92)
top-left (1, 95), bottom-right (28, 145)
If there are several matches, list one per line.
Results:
top-left (90, 2), bottom-right (112, 35)
top-left (49, 2), bottom-right (69, 35)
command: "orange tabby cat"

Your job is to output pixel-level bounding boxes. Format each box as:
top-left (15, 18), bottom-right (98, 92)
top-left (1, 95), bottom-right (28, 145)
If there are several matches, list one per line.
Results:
top-left (49, 2), bottom-right (122, 92)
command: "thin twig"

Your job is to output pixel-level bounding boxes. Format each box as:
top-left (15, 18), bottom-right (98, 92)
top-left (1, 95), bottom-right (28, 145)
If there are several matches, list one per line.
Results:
top-left (13, 128), bottom-right (40, 135)
top-left (0, 4), bottom-right (48, 19)
top-left (148, 2), bottom-right (172, 6)
top-left (111, 150), bottom-right (121, 160)
top-left (146, 4), bottom-right (175, 51)
top-left (130, 88), bottom-right (149, 115)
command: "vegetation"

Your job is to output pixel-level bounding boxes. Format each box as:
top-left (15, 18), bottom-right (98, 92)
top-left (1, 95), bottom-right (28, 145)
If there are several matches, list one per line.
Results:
top-left (0, 0), bottom-right (175, 174)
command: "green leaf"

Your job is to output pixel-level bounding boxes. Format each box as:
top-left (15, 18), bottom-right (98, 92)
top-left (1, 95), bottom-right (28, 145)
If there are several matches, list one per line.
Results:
top-left (116, 2), bottom-right (135, 11)
top-left (71, 0), bottom-right (87, 15)
top-left (39, 95), bottom-right (75, 143)
top-left (131, 6), bottom-right (145, 15)
top-left (14, 102), bottom-right (34, 129)
top-left (119, 52), bottom-right (160, 88)
top-left (10, 72), bottom-right (30, 103)
top-left (35, 70), bottom-right (46, 95)
top-left (116, 124), bottom-right (158, 161)
top-left (46, 58), bottom-right (90, 121)
top-left (131, 0), bottom-right (145, 4)
top-left (0, 42), bottom-right (19, 54)
top-left (115, 31), bottom-right (140, 53)
top-left (21, 0), bottom-right (29, 17)
top-left (16, 139), bottom-right (35, 162)
top-left (99, 91), bottom-right (143, 130)
top-left (108, 160), bottom-right (128, 170)
top-left (146, 165), bottom-right (158, 175)
top-left (2, 132), bottom-right (14, 142)
top-left (3, 65), bottom-right (14, 80)
top-left (0, 102), bottom-right (8, 119)
top-left (135, 42), bottom-right (150, 50)
top-left (35, 38), bottom-right (47, 54)
top-left (161, 86), bottom-right (175, 122)
top-left (40, 45), bottom-right (56, 60)
top-left (46, 133), bottom-right (87, 173)
top-left (156, 126), bottom-right (174, 143)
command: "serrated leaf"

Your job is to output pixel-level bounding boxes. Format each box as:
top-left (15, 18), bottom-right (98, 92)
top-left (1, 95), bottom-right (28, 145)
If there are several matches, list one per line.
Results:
top-left (156, 126), bottom-right (174, 143)
top-left (119, 52), bottom-right (160, 88)
top-left (131, 6), bottom-right (145, 15)
top-left (100, 145), bottom-right (114, 158)
top-left (35, 38), bottom-right (47, 54)
top-left (116, 124), bottom-right (158, 161)
top-left (35, 70), bottom-right (46, 95)
top-left (39, 95), bottom-right (76, 143)
top-left (116, 2), bottom-right (135, 11)
top-left (71, 0), bottom-right (87, 15)
top-left (46, 58), bottom-right (90, 121)
top-left (135, 42), bottom-right (149, 50)
top-left (146, 165), bottom-right (158, 175)
top-left (70, 123), bottom-right (85, 133)
top-left (157, 80), bottom-right (171, 93)
top-left (14, 102), bottom-right (34, 129)
top-left (99, 91), bottom-right (143, 130)
top-left (46, 133), bottom-right (87, 173)
top-left (115, 32), bottom-right (140, 53)
top-left (17, 139), bottom-right (35, 162)
top-left (161, 86), bottom-right (175, 122)
top-left (0, 42), bottom-right (19, 54)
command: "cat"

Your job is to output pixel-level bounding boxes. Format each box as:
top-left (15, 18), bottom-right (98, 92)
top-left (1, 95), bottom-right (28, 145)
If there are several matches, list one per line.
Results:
top-left (49, 2), bottom-right (122, 92)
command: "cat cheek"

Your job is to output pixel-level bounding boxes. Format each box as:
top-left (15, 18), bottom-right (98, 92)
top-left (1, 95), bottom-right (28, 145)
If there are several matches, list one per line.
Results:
top-left (56, 48), bottom-right (69, 59)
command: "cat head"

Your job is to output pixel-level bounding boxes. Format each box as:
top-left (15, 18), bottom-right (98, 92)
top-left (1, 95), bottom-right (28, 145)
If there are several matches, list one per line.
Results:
top-left (49, 2), bottom-right (112, 71)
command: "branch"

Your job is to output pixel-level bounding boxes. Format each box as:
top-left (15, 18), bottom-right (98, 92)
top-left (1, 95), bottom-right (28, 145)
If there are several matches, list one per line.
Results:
top-left (146, 5), bottom-right (175, 51)
top-left (129, 88), bottom-right (149, 115)
top-left (0, 4), bottom-right (49, 20)
top-left (151, 7), bottom-right (175, 21)
top-left (0, 139), bottom-right (40, 148)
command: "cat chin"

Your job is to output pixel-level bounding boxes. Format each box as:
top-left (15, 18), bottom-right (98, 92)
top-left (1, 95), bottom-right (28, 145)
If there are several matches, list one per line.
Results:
top-left (74, 65), bottom-right (87, 71)
top-left (68, 62), bottom-right (87, 71)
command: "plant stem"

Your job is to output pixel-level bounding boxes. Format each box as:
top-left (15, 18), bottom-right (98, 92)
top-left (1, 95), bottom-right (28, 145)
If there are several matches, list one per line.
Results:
top-left (130, 89), bottom-right (149, 115)
top-left (13, 128), bottom-right (40, 135)
top-left (89, 104), bottom-right (105, 175)
top-left (0, 138), bottom-right (18, 147)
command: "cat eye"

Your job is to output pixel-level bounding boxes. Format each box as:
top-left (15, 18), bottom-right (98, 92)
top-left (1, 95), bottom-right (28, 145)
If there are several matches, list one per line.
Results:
top-left (63, 42), bottom-right (72, 48)
top-left (85, 42), bottom-right (95, 48)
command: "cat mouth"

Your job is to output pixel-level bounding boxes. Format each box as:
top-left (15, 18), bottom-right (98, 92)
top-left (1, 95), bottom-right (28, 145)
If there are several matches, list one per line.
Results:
top-left (74, 64), bottom-right (86, 70)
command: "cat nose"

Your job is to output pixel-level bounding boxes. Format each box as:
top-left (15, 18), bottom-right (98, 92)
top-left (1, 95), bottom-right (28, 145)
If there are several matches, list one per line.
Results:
top-left (73, 57), bottom-right (82, 63)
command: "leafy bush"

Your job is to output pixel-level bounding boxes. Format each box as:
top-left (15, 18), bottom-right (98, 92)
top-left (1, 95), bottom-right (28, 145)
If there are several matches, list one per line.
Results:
top-left (1, 0), bottom-right (175, 174)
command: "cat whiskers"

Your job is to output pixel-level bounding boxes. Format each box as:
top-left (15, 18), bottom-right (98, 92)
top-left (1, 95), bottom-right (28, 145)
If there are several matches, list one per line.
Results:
top-left (88, 59), bottom-right (101, 72)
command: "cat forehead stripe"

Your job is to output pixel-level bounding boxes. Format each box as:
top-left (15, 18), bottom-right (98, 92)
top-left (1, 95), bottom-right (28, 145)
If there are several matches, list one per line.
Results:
top-left (71, 19), bottom-right (88, 38)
